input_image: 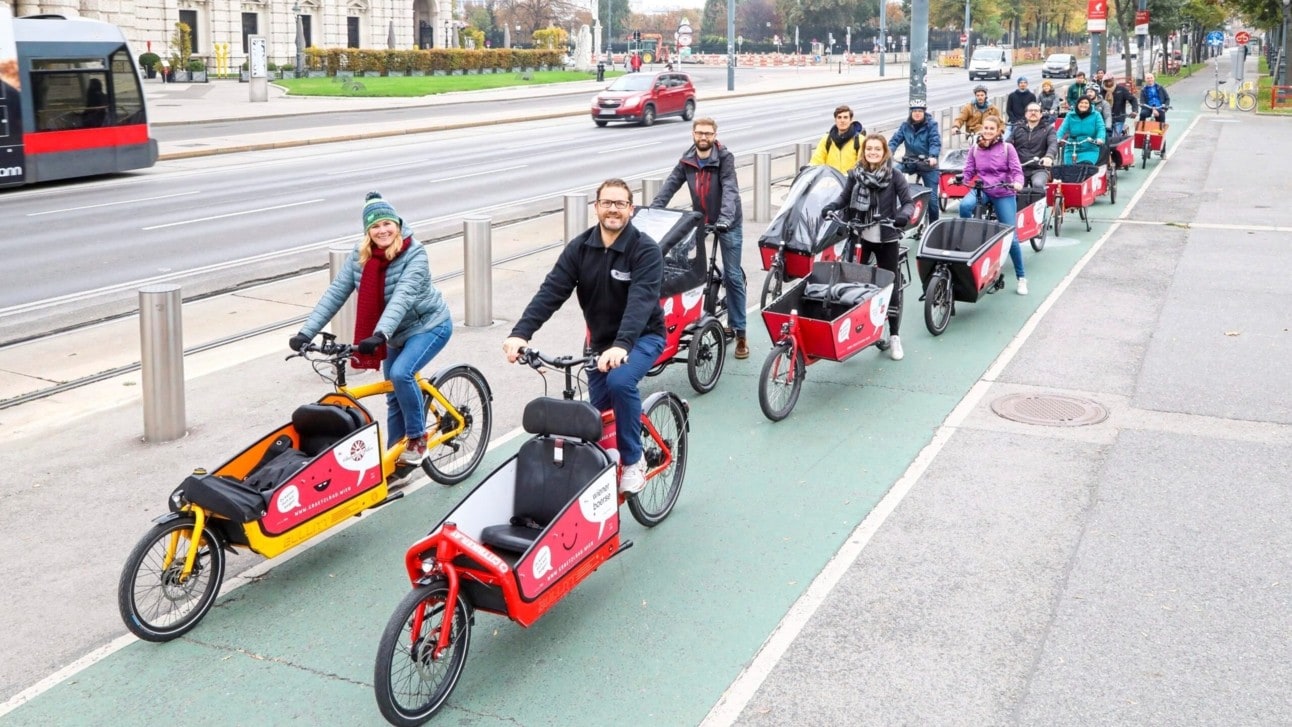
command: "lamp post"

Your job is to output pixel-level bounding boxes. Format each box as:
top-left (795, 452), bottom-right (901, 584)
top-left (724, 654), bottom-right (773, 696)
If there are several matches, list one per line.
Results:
top-left (292, 0), bottom-right (305, 75)
top-left (1282, 0), bottom-right (1291, 85)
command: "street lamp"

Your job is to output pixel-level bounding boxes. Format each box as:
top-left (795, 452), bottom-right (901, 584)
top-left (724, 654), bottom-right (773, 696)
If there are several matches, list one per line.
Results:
top-left (1282, 0), bottom-right (1291, 85)
top-left (292, 0), bottom-right (305, 75)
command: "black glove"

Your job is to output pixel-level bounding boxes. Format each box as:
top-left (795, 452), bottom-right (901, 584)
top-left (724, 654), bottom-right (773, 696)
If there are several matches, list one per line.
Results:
top-left (821, 204), bottom-right (840, 218)
top-left (357, 331), bottom-right (387, 355)
top-left (893, 217), bottom-right (909, 229)
top-left (714, 221), bottom-right (731, 233)
top-left (288, 333), bottom-right (311, 352)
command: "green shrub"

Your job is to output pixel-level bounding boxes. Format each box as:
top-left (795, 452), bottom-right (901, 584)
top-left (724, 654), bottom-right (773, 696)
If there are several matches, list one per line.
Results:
top-left (138, 52), bottom-right (160, 69)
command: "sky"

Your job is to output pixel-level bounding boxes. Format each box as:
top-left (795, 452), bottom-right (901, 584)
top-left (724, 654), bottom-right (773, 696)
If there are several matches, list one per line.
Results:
top-left (630, 0), bottom-right (705, 11)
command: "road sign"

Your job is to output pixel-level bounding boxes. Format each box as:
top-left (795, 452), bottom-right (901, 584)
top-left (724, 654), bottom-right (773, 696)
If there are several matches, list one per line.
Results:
top-left (1206, 30), bottom-right (1224, 47)
top-left (1235, 31), bottom-right (1251, 45)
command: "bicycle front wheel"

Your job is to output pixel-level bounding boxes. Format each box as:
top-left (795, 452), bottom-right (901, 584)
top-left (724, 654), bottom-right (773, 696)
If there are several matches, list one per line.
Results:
top-left (686, 318), bottom-right (726, 394)
top-left (758, 342), bottom-right (804, 422)
top-left (628, 394), bottom-right (688, 527)
top-left (118, 517), bottom-right (226, 642)
top-left (924, 272), bottom-right (953, 336)
top-left (423, 367), bottom-right (493, 485)
top-left (759, 265), bottom-right (784, 309)
top-left (1236, 91), bottom-right (1257, 112)
top-left (1203, 89), bottom-right (1224, 110)
top-left (374, 581), bottom-right (472, 727)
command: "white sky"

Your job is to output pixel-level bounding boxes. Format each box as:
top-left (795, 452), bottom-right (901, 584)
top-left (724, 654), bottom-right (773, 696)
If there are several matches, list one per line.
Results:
top-left (630, 0), bottom-right (706, 12)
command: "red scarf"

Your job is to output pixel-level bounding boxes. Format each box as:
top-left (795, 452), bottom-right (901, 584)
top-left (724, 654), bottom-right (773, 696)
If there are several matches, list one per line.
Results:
top-left (352, 237), bottom-right (410, 370)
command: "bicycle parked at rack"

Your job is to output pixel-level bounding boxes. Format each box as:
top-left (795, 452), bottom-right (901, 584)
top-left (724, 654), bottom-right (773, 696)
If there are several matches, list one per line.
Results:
top-left (1203, 58), bottom-right (1257, 112)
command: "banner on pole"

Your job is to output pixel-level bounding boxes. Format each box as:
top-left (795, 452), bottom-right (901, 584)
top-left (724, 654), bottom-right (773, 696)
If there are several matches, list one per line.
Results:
top-left (1134, 10), bottom-right (1150, 36)
top-left (1087, 0), bottom-right (1108, 33)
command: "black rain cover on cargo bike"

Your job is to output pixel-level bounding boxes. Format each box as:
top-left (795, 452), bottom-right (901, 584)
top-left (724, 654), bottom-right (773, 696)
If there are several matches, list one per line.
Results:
top-left (758, 165), bottom-right (848, 255)
top-left (633, 207), bottom-right (706, 298)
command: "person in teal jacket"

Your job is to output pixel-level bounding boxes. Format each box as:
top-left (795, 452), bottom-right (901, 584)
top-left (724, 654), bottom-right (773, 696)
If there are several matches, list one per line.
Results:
top-left (1056, 96), bottom-right (1106, 165)
top-left (290, 192), bottom-right (453, 466)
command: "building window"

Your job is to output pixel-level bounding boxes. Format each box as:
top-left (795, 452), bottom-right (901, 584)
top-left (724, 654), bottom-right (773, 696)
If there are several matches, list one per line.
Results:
top-left (347, 17), bottom-right (360, 49)
top-left (241, 12), bottom-right (259, 54)
top-left (179, 10), bottom-right (199, 53)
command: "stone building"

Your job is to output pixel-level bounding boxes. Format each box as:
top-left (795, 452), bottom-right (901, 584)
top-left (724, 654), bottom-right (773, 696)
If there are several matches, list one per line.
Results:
top-left (5, 0), bottom-right (458, 66)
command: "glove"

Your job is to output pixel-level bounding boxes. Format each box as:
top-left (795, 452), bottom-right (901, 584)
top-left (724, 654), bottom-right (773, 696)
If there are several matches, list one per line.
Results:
top-left (714, 221), bottom-right (731, 233)
top-left (289, 333), bottom-right (311, 352)
top-left (893, 217), bottom-right (909, 229)
top-left (357, 331), bottom-right (387, 355)
top-left (821, 204), bottom-right (840, 218)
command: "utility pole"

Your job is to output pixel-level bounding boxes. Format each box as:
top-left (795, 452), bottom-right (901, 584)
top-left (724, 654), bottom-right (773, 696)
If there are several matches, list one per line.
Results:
top-left (879, 0), bottom-right (887, 76)
top-left (911, 0), bottom-right (929, 103)
top-left (963, 0), bottom-right (972, 64)
top-left (727, 0), bottom-right (735, 90)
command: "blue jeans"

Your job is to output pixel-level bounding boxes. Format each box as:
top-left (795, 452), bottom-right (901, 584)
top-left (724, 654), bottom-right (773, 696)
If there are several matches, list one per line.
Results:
top-left (586, 333), bottom-right (665, 467)
top-left (958, 191), bottom-right (1025, 279)
top-left (717, 227), bottom-right (746, 334)
top-left (898, 163), bottom-right (941, 222)
top-left (381, 319), bottom-right (453, 444)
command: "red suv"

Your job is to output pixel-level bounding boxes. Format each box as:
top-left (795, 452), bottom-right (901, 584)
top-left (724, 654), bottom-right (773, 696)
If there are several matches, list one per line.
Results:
top-left (591, 71), bottom-right (697, 127)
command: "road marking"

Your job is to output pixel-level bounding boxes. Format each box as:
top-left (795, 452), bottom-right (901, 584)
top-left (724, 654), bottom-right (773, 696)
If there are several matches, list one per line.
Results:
top-left (141, 199), bottom-right (325, 231)
top-left (429, 165), bottom-right (528, 183)
top-left (700, 112), bottom-right (1204, 727)
top-left (324, 159), bottom-right (433, 176)
top-left (1117, 219), bottom-right (1292, 233)
top-left (598, 140), bottom-right (661, 154)
top-left (26, 191), bottom-right (203, 216)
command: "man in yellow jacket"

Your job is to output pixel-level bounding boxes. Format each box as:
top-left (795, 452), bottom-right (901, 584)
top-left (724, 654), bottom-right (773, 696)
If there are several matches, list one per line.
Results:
top-left (952, 85), bottom-right (1001, 135)
top-left (809, 104), bottom-right (866, 174)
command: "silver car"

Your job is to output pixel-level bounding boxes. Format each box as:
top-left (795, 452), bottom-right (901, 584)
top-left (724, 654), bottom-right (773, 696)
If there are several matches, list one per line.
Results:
top-left (1042, 53), bottom-right (1078, 78)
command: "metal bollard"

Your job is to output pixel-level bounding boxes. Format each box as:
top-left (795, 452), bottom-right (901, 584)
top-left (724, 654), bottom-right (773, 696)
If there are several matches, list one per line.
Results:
top-left (328, 244), bottom-right (356, 344)
top-left (564, 193), bottom-right (588, 240)
top-left (753, 152), bottom-right (771, 223)
top-left (641, 178), bottom-right (663, 207)
top-left (139, 284), bottom-right (186, 442)
top-left (796, 141), bottom-right (814, 169)
top-left (463, 216), bottom-right (493, 327)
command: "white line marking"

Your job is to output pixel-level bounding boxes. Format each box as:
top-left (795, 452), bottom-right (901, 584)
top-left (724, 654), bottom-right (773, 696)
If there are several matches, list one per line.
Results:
top-left (699, 112), bottom-right (1204, 727)
top-left (1117, 219), bottom-right (1292, 233)
top-left (27, 191), bottom-right (203, 216)
top-left (429, 165), bottom-right (528, 183)
top-left (141, 199), bottom-right (325, 230)
top-left (325, 159), bottom-right (432, 176)
top-left (598, 140), bottom-right (661, 154)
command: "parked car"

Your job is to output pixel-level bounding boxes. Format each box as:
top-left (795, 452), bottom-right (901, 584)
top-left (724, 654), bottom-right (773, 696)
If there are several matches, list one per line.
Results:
top-left (967, 46), bottom-right (1013, 81)
top-left (591, 71), bottom-right (696, 127)
top-left (1042, 53), bottom-right (1079, 78)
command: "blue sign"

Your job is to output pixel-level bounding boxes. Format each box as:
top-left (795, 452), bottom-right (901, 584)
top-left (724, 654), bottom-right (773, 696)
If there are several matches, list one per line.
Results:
top-left (1205, 30), bottom-right (1224, 46)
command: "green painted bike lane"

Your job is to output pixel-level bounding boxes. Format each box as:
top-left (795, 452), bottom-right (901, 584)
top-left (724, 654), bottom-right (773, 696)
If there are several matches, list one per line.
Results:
top-left (3, 114), bottom-right (1193, 727)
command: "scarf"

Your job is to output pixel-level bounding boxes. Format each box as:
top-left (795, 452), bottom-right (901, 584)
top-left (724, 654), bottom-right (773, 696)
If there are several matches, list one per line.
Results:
top-left (978, 134), bottom-right (1000, 150)
top-left (851, 165), bottom-right (891, 213)
top-left (828, 121), bottom-right (860, 151)
top-left (352, 236), bottom-right (411, 370)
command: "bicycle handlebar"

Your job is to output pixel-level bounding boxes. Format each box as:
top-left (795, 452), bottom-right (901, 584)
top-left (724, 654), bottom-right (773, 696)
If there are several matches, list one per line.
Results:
top-left (826, 209), bottom-right (901, 230)
top-left (288, 336), bottom-right (354, 362)
top-left (518, 347), bottom-right (599, 372)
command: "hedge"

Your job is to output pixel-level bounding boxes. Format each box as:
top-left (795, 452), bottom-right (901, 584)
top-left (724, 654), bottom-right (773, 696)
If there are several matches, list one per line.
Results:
top-left (301, 47), bottom-right (565, 74)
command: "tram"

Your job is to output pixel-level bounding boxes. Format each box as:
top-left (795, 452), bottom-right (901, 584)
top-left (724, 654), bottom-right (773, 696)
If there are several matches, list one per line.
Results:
top-left (1, 8), bottom-right (158, 188)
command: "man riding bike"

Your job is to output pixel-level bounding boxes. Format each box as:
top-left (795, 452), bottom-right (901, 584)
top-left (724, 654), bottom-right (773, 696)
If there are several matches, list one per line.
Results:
top-left (888, 99), bottom-right (942, 222)
top-left (952, 85), bottom-right (1000, 136)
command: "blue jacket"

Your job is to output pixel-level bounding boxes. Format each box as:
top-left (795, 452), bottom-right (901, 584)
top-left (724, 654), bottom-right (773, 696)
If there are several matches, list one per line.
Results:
top-left (889, 116), bottom-right (942, 164)
top-left (301, 234), bottom-right (450, 348)
top-left (1057, 110), bottom-right (1106, 164)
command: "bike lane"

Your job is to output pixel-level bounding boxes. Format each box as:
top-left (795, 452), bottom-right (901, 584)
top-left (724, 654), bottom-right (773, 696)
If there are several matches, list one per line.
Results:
top-left (0, 112), bottom-right (1196, 727)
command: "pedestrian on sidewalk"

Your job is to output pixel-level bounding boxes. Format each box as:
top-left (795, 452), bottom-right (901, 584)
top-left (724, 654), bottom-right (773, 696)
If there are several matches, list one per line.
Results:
top-left (504, 179), bottom-right (665, 495)
top-left (289, 192), bottom-right (453, 466)
top-left (888, 100), bottom-right (941, 222)
top-left (810, 104), bottom-right (866, 174)
top-left (824, 134), bottom-right (915, 360)
top-left (651, 117), bottom-right (749, 359)
top-left (958, 116), bottom-right (1028, 295)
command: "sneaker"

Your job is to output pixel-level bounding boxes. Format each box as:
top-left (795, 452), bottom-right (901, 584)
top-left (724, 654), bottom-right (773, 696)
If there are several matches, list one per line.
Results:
top-left (1017, 278), bottom-right (1029, 296)
top-left (889, 335), bottom-right (905, 361)
top-left (734, 336), bottom-right (749, 360)
top-left (398, 435), bottom-right (427, 466)
top-left (618, 459), bottom-right (648, 495)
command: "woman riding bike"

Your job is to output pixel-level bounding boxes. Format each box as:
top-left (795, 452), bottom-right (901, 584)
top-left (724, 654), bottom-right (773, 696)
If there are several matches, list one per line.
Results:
top-left (289, 192), bottom-right (454, 466)
top-left (823, 133), bottom-right (915, 361)
top-left (1037, 79), bottom-right (1061, 124)
top-left (1056, 96), bottom-right (1106, 165)
top-left (958, 116), bottom-right (1028, 295)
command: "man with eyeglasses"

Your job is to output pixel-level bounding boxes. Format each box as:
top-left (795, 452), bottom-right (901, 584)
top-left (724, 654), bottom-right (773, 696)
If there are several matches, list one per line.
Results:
top-left (503, 179), bottom-right (665, 495)
top-left (1009, 103), bottom-right (1057, 189)
top-left (651, 117), bottom-right (748, 359)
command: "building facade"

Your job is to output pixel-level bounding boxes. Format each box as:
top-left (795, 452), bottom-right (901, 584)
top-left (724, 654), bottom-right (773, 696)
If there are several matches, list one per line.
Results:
top-left (5, 0), bottom-right (456, 66)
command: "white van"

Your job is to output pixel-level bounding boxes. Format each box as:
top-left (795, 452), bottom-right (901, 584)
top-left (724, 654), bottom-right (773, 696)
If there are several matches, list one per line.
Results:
top-left (968, 47), bottom-right (1013, 81)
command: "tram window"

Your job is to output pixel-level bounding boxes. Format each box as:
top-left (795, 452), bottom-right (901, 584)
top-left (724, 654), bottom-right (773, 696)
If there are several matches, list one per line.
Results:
top-left (31, 59), bottom-right (110, 131)
top-left (110, 48), bottom-right (145, 124)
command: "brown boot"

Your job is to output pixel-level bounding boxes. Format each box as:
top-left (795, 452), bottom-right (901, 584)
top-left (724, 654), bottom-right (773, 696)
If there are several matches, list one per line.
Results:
top-left (734, 336), bottom-right (749, 360)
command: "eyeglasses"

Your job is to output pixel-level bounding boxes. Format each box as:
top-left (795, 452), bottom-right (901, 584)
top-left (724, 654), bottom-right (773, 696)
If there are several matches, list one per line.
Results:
top-left (693, 131), bottom-right (716, 138)
top-left (1026, 108), bottom-right (1042, 113)
top-left (596, 199), bottom-right (631, 210)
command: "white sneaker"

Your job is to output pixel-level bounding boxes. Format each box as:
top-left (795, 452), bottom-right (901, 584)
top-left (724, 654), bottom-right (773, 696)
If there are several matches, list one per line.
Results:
top-left (889, 335), bottom-right (905, 361)
top-left (618, 459), bottom-right (648, 495)
top-left (1017, 278), bottom-right (1029, 296)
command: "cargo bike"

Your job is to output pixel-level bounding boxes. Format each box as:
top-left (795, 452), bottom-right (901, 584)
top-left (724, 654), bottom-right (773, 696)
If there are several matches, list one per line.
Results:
top-left (372, 347), bottom-right (688, 725)
top-left (962, 171), bottom-right (1053, 251)
top-left (1133, 113), bottom-right (1170, 168)
top-left (757, 165), bottom-right (852, 308)
top-left (917, 218), bottom-right (1015, 336)
top-left (1046, 138), bottom-right (1115, 233)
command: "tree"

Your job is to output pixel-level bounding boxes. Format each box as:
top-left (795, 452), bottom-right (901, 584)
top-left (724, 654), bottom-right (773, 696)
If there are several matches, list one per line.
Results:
top-left (702, 0), bottom-right (729, 37)
top-left (738, 0), bottom-right (783, 40)
top-left (599, 0), bottom-right (633, 42)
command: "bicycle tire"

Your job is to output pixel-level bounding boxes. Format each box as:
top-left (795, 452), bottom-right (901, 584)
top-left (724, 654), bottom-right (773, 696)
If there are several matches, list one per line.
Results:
top-left (118, 517), bottom-right (226, 642)
top-left (627, 394), bottom-right (688, 527)
top-left (374, 580), bottom-right (472, 727)
top-left (686, 318), bottom-right (726, 394)
top-left (422, 366), bottom-right (493, 486)
top-left (1141, 144), bottom-right (1149, 168)
top-left (758, 342), bottom-right (804, 422)
top-left (1031, 210), bottom-right (1048, 252)
top-left (1203, 89), bottom-right (1224, 110)
top-left (923, 272), bottom-right (952, 336)
top-left (1052, 196), bottom-right (1064, 237)
top-left (759, 265), bottom-right (784, 309)
top-left (1108, 166), bottom-right (1117, 205)
top-left (1236, 91), bottom-right (1257, 112)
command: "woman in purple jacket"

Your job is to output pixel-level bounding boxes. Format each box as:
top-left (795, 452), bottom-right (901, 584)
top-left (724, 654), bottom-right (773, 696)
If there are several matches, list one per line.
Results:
top-left (958, 115), bottom-right (1028, 295)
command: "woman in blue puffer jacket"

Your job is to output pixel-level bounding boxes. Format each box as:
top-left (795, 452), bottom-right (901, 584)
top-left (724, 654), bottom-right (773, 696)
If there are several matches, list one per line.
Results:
top-left (290, 192), bottom-right (453, 465)
top-left (1056, 96), bottom-right (1106, 165)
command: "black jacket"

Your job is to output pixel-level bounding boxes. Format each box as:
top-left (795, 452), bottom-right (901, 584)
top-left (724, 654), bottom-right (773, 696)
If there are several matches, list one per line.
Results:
top-left (511, 223), bottom-right (665, 353)
top-left (1108, 84), bottom-right (1139, 121)
top-left (1006, 89), bottom-right (1038, 124)
top-left (652, 142), bottom-right (743, 226)
top-left (1009, 121), bottom-right (1058, 164)
top-left (835, 165), bottom-right (915, 244)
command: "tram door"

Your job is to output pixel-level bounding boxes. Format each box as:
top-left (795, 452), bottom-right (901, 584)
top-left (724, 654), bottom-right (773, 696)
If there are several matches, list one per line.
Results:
top-left (0, 5), bottom-right (26, 186)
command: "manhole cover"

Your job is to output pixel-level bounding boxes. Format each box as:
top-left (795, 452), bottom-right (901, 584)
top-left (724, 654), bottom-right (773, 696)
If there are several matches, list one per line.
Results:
top-left (990, 394), bottom-right (1108, 427)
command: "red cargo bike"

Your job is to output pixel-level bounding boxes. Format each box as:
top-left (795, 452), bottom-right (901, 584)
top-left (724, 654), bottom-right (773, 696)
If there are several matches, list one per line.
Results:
top-left (757, 165), bottom-right (851, 308)
top-left (917, 218), bottom-right (1014, 335)
top-left (1134, 114), bottom-right (1169, 168)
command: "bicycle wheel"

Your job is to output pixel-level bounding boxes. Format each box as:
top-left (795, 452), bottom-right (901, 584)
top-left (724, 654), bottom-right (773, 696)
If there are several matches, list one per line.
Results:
top-left (1236, 91), bottom-right (1257, 112)
top-left (686, 318), bottom-right (726, 395)
top-left (1141, 144), bottom-right (1149, 168)
top-left (117, 517), bottom-right (226, 642)
top-left (423, 367), bottom-right (493, 485)
top-left (628, 395), bottom-right (688, 527)
top-left (758, 342), bottom-right (804, 422)
top-left (923, 272), bottom-right (952, 336)
top-left (1203, 89), bottom-right (1224, 110)
top-left (1108, 166), bottom-right (1117, 205)
top-left (374, 580), bottom-right (472, 727)
top-left (1031, 211), bottom-right (1049, 252)
top-left (759, 265), bottom-right (784, 309)
top-left (1052, 196), bottom-right (1064, 237)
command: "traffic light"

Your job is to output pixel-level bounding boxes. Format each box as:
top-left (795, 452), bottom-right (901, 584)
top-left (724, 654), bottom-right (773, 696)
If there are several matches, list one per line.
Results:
top-left (633, 30), bottom-right (641, 41)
